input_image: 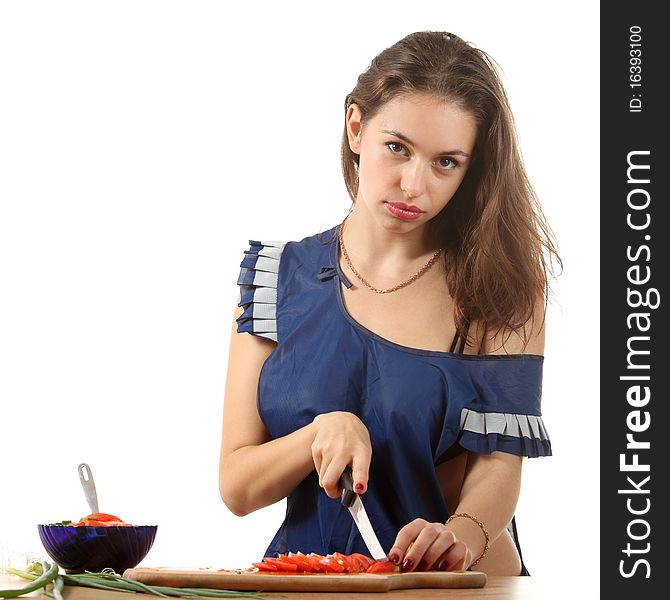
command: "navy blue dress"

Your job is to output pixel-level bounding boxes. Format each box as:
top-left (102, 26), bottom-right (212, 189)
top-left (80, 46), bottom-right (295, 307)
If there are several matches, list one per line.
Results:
top-left (236, 226), bottom-right (551, 574)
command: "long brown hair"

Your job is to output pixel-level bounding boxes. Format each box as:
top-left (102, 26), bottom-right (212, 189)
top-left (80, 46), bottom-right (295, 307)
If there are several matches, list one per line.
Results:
top-left (340, 31), bottom-right (561, 347)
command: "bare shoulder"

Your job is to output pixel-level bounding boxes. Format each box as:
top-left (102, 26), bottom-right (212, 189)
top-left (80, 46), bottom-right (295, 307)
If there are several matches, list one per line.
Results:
top-left (221, 296), bottom-right (276, 456)
top-left (470, 296), bottom-right (546, 356)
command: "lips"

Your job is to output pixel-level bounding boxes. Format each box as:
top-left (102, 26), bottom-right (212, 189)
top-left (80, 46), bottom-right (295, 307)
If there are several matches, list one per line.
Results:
top-left (386, 201), bottom-right (423, 213)
top-left (384, 201), bottom-right (424, 221)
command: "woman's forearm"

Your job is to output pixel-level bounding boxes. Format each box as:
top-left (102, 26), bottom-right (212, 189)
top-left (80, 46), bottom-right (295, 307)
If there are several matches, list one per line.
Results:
top-left (219, 420), bottom-right (318, 516)
top-left (446, 452), bottom-right (523, 563)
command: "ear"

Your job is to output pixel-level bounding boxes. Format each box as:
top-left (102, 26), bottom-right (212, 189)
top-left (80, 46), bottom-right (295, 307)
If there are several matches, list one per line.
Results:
top-left (345, 104), bottom-right (363, 154)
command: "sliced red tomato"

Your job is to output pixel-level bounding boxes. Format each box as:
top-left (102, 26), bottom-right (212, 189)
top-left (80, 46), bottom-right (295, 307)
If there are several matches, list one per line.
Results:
top-left (366, 559), bottom-right (400, 574)
top-left (349, 553), bottom-right (375, 572)
top-left (305, 553), bottom-right (327, 573)
top-left (252, 561), bottom-right (278, 572)
top-left (300, 552), bottom-right (322, 573)
top-left (286, 552), bottom-right (314, 572)
top-left (321, 555), bottom-right (346, 573)
top-left (262, 557), bottom-right (298, 572)
top-left (249, 552), bottom-right (399, 575)
top-left (276, 553), bottom-right (304, 570)
top-left (331, 552), bottom-right (358, 573)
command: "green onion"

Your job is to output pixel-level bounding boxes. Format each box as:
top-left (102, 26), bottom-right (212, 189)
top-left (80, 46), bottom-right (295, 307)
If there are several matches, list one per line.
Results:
top-left (1, 561), bottom-right (58, 598)
top-left (3, 563), bottom-right (279, 599)
top-left (52, 576), bottom-right (64, 600)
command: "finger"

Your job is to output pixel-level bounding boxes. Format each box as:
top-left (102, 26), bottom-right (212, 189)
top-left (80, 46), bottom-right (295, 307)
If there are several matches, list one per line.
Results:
top-left (437, 540), bottom-right (470, 572)
top-left (416, 528), bottom-right (459, 570)
top-left (402, 524), bottom-right (451, 571)
top-left (312, 451), bottom-right (322, 477)
top-left (387, 520), bottom-right (426, 564)
top-left (351, 452), bottom-right (371, 494)
top-left (312, 450), bottom-right (324, 484)
top-left (320, 459), bottom-right (348, 499)
top-left (315, 449), bottom-right (335, 491)
top-left (311, 440), bottom-right (323, 475)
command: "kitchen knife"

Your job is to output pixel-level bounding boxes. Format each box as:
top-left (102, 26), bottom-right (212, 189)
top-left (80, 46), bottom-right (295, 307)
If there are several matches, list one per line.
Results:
top-left (339, 467), bottom-right (387, 560)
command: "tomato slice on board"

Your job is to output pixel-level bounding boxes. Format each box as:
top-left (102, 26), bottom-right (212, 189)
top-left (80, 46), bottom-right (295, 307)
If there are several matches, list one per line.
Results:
top-left (262, 557), bottom-right (298, 572)
top-left (322, 555), bottom-right (346, 573)
top-left (366, 560), bottom-right (400, 574)
top-left (331, 552), bottom-right (358, 573)
top-left (348, 553), bottom-right (375, 572)
top-left (286, 552), bottom-right (314, 572)
top-left (300, 552), bottom-right (323, 572)
top-left (305, 553), bottom-right (327, 573)
top-left (276, 553), bottom-right (305, 571)
top-left (249, 551), bottom-right (392, 574)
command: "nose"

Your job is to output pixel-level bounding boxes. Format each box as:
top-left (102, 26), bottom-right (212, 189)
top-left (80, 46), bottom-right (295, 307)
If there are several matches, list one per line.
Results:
top-left (400, 161), bottom-right (427, 199)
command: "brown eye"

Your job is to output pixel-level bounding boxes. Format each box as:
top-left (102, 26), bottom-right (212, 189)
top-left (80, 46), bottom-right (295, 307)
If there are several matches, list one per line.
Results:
top-left (386, 142), bottom-right (407, 155)
top-left (437, 157), bottom-right (458, 170)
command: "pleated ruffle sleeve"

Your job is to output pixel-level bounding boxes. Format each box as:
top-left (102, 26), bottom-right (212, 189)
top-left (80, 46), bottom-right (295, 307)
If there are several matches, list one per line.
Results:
top-left (450, 356), bottom-right (552, 458)
top-left (236, 240), bottom-right (285, 343)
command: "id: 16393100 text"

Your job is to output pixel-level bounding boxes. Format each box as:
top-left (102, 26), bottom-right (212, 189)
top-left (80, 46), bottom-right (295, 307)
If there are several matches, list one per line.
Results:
top-left (629, 25), bottom-right (642, 113)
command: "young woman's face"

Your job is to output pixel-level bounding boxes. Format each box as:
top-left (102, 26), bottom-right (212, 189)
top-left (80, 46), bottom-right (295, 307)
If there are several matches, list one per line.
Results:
top-left (347, 93), bottom-right (477, 234)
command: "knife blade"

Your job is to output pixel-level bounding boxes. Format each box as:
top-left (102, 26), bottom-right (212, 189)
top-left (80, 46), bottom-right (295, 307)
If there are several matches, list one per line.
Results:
top-left (339, 467), bottom-right (387, 560)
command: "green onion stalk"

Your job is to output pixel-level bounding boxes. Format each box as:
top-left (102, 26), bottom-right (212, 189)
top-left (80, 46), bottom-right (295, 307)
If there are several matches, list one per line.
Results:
top-left (2, 562), bottom-right (277, 599)
top-left (1, 562), bottom-right (58, 598)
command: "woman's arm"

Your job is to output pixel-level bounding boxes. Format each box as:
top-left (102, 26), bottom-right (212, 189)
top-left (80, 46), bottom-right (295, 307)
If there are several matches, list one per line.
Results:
top-left (219, 296), bottom-right (373, 516)
top-left (444, 301), bottom-right (545, 566)
top-left (390, 302), bottom-right (546, 572)
top-left (218, 298), bottom-right (319, 516)
top-left (436, 452), bottom-right (524, 575)
top-left (391, 452), bottom-right (522, 572)
top-left (444, 452), bottom-right (523, 569)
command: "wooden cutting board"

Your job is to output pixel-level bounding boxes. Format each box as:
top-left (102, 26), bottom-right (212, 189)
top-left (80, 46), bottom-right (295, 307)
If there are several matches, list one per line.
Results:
top-left (124, 567), bottom-right (486, 592)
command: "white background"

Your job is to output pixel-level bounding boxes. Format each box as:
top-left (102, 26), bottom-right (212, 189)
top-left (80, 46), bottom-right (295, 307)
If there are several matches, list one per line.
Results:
top-left (0, 1), bottom-right (599, 597)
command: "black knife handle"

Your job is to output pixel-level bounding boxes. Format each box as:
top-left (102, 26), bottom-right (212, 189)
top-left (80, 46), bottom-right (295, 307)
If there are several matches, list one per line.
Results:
top-left (339, 466), bottom-right (357, 508)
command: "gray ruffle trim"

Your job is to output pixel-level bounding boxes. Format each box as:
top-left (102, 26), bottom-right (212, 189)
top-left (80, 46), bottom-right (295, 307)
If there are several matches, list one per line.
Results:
top-left (236, 240), bottom-right (285, 343)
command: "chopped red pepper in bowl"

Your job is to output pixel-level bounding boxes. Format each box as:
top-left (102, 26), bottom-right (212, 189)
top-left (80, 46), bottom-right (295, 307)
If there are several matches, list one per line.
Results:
top-left (66, 512), bottom-right (133, 527)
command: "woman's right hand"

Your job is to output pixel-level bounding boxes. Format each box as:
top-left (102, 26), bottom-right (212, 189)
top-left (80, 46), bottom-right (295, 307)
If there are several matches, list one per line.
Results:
top-left (311, 411), bottom-right (372, 499)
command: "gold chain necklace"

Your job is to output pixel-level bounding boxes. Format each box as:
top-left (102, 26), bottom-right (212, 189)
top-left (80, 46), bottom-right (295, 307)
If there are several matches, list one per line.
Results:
top-left (338, 220), bottom-right (443, 294)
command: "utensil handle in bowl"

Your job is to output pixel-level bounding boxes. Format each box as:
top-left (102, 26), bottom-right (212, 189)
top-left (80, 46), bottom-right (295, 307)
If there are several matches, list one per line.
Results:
top-left (78, 462), bottom-right (99, 514)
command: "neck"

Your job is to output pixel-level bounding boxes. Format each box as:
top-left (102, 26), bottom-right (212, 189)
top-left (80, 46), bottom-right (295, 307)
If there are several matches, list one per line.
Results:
top-left (339, 202), bottom-right (441, 279)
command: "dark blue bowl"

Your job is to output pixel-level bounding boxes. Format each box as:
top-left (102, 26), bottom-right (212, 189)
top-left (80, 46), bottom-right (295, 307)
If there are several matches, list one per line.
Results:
top-left (38, 524), bottom-right (157, 574)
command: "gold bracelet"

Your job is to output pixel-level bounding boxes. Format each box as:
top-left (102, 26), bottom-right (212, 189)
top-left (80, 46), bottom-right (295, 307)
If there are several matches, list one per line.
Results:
top-left (445, 512), bottom-right (490, 568)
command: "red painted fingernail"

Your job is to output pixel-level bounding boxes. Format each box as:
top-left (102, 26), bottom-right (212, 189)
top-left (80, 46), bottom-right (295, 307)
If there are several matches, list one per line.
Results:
top-left (355, 482), bottom-right (365, 492)
top-left (417, 560), bottom-right (429, 571)
top-left (438, 560), bottom-right (448, 571)
top-left (388, 553), bottom-right (399, 564)
top-left (402, 557), bottom-right (414, 571)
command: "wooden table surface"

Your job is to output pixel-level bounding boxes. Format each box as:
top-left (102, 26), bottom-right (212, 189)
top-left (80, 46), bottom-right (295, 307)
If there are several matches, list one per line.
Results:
top-left (1, 572), bottom-right (591, 599)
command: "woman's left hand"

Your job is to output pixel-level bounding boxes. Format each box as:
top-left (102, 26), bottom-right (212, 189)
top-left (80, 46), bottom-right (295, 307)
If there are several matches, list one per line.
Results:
top-left (387, 518), bottom-right (472, 572)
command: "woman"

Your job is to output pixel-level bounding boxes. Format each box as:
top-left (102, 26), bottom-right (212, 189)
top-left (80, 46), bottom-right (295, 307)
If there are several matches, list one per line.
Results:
top-left (219, 31), bottom-right (560, 576)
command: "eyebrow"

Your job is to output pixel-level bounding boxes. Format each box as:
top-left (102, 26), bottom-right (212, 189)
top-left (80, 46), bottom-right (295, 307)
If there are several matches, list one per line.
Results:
top-left (380, 129), bottom-right (472, 158)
